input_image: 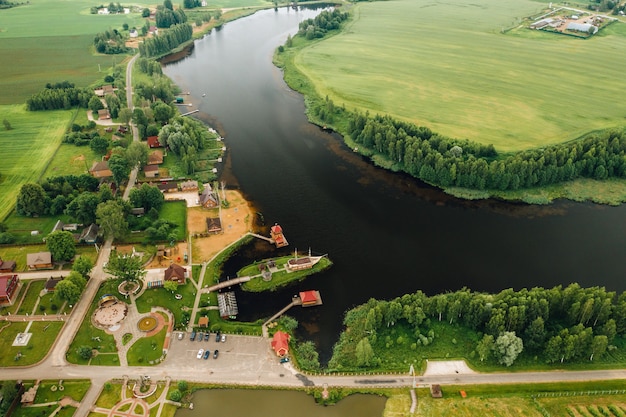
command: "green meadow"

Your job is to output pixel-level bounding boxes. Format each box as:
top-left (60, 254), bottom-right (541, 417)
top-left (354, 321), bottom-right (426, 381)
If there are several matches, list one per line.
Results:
top-left (295, 0), bottom-right (626, 152)
top-left (0, 105), bottom-right (72, 221)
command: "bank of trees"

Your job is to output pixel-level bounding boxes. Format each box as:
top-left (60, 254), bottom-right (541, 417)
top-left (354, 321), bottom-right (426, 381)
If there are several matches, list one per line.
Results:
top-left (298, 9), bottom-right (349, 40)
top-left (329, 284), bottom-right (625, 370)
top-left (138, 23), bottom-right (193, 58)
top-left (318, 103), bottom-right (626, 191)
top-left (94, 29), bottom-right (130, 54)
top-left (26, 82), bottom-right (95, 111)
top-left (158, 116), bottom-right (209, 174)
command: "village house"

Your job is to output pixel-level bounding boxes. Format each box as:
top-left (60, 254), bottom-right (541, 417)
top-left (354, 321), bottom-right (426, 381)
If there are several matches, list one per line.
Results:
top-left (44, 277), bottom-right (63, 294)
top-left (79, 224), bottom-right (99, 244)
top-left (0, 274), bottom-right (20, 305)
top-left (148, 150), bottom-right (163, 165)
top-left (89, 161), bottom-right (113, 179)
top-left (206, 217), bottom-right (222, 234)
top-left (179, 180), bottom-right (198, 192)
top-left (157, 180), bottom-right (178, 193)
top-left (199, 185), bottom-right (219, 208)
top-left (0, 257), bottom-right (16, 273)
top-left (164, 263), bottom-right (187, 284)
top-left (147, 136), bottom-right (162, 148)
top-left (98, 109), bottom-right (111, 120)
top-left (27, 252), bottom-right (53, 270)
top-left (143, 164), bottom-right (159, 178)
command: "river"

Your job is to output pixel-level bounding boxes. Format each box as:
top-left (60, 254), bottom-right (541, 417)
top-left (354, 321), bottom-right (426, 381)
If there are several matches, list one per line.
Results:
top-left (163, 7), bottom-right (626, 361)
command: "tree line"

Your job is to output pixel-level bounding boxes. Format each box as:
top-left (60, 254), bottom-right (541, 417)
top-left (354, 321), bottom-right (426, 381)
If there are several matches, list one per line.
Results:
top-left (94, 29), bottom-right (130, 54)
top-left (158, 116), bottom-right (210, 175)
top-left (26, 82), bottom-right (95, 111)
top-left (298, 9), bottom-right (349, 40)
top-left (328, 284), bottom-right (626, 370)
top-left (138, 23), bottom-right (193, 58)
top-left (316, 103), bottom-right (626, 191)
top-left (155, 0), bottom-right (188, 28)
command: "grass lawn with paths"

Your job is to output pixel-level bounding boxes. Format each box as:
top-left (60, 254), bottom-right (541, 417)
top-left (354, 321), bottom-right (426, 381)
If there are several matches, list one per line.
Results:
top-left (0, 321), bottom-right (65, 367)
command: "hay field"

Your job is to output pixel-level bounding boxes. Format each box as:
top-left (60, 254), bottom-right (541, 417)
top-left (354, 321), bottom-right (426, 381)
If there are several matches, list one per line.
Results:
top-left (295, 0), bottom-right (626, 152)
top-left (0, 105), bottom-right (72, 220)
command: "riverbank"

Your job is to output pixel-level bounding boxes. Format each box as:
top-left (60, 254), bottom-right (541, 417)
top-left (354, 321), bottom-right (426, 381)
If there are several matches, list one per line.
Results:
top-left (239, 254), bottom-right (333, 292)
top-left (273, 4), bottom-right (626, 206)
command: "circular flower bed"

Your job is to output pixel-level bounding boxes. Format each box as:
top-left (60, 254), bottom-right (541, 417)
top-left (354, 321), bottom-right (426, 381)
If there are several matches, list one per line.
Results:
top-left (137, 316), bottom-right (158, 332)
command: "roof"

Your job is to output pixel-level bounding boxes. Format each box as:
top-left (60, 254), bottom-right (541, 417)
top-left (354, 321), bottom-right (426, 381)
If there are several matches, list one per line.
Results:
top-left (51, 220), bottom-right (65, 233)
top-left (179, 180), bottom-right (198, 189)
top-left (198, 316), bottom-right (209, 327)
top-left (206, 217), bottom-right (222, 231)
top-left (45, 277), bottom-right (62, 291)
top-left (199, 187), bottom-right (218, 206)
top-left (147, 136), bottom-right (162, 148)
top-left (27, 251), bottom-right (52, 265)
top-left (0, 259), bottom-right (16, 271)
top-left (0, 274), bottom-right (18, 297)
top-left (89, 161), bottom-right (112, 178)
top-left (157, 181), bottom-right (178, 192)
top-left (271, 331), bottom-right (290, 357)
top-left (143, 164), bottom-right (159, 173)
top-left (79, 224), bottom-right (99, 242)
top-left (271, 224), bottom-right (283, 234)
top-left (299, 290), bottom-right (318, 304)
top-left (148, 150), bottom-right (163, 165)
top-left (566, 22), bottom-right (597, 33)
top-left (164, 263), bottom-right (186, 281)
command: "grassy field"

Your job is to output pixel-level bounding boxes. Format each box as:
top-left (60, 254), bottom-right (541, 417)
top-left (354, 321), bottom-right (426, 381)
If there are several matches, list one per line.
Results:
top-left (126, 327), bottom-right (167, 365)
top-left (0, 105), bottom-right (73, 221)
top-left (295, 0), bottom-right (626, 152)
top-left (44, 142), bottom-right (100, 178)
top-left (159, 200), bottom-right (188, 241)
top-left (0, 321), bottom-right (64, 367)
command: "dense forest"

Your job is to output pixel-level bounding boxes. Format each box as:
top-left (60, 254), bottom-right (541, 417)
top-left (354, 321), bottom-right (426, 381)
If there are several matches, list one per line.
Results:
top-left (328, 284), bottom-right (625, 370)
top-left (26, 82), bottom-right (95, 111)
top-left (138, 23), bottom-right (193, 58)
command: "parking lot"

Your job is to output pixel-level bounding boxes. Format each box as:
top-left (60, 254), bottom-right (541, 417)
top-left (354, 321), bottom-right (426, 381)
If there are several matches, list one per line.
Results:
top-left (165, 332), bottom-right (290, 380)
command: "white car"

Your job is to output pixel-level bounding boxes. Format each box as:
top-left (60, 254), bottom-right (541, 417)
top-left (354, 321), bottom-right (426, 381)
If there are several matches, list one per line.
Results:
top-left (221, 334), bottom-right (226, 343)
top-left (196, 349), bottom-right (204, 359)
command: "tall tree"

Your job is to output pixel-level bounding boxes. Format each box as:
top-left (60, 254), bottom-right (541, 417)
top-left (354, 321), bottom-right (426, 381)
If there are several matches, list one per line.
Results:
top-left (55, 279), bottom-right (81, 304)
top-left (105, 251), bottom-right (146, 282)
top-left (355, 337), bottom-right (375, 367)
top-left (73, 256), bottom-right (94, 278)
top-left (96, 200), bottom-right (129, 239)
top-left (46, 230), bottom-right (76, 262)
top-left (108, 154), bottom-right (130, 186)
top-left (16, 183), bottom-right (48, 216)
top-left (494, 331), bottom-right (523, 367)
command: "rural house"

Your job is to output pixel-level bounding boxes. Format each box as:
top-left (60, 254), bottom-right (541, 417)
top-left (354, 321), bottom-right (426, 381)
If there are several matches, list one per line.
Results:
top-left (147, 136), bottom-right (162, 148)
top-left (0, 274), bottom-right (20, 305)
top-left (271, 331), bottom-right (290, 357)
top-left (148, 150), bottom-right (163, 165)
top-left (179, 180), bottom-right (198, 192)
top-left (199, 185), bottom-right (219, 208)
top-left (0, 257), bottom-right (16, 273)
top-left (143, 164), bottom-right (159, 178)
top-left (164, 263), bottom-right (187, 284)
top-left (89, 161), bottom-right (113, 178)
top-left (157, 180), bottom-right (178, 193)
top-left (79, 224), bottom-right (99, 244)
top-left (26, 251), bottom-right (53, 270)
top-left (206, 217), bottom-right (222, 234)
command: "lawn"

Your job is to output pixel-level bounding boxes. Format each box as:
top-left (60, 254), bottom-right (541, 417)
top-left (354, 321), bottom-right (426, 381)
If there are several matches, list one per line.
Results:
top-left (159, 200), bottom-right (188, 241)
top-left (135, 282), bottom-right (196, 328)
top-left (34, 380), bottom-right (91, 404)
top-left (126, 327), bottom-right (167, 365)
top-left (0, 105), bottom-right (73, 221)
top-left (66, 279), bottom-right (121, 365)
top-left (44, 142), bottom-right (100, 178)
top-left (240, 256), bottom-right (333, 292)
top-left (15, 279), bottom-right (46, 315)
top-left (294, 0), bottom-right (626, 152)
top-left (0, 321), bottom-right (65, 367)
top-left (3, 212), bottom-right (74, 244)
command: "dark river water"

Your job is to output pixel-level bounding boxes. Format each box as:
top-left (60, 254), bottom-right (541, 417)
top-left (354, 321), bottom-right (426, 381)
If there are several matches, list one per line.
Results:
top-left (163, 7), bottom-right (626, 361)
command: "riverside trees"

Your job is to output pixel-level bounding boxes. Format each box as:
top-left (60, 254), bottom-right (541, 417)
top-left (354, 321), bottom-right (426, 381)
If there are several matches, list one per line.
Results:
top-left (328, 284), bottom-right (626, 371)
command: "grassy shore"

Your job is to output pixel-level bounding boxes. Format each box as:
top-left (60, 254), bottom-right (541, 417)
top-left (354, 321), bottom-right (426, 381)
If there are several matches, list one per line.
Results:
top-left (240, 255), bottom-right (333, 292)
top-left (294, 0), bottom-right (626, 152)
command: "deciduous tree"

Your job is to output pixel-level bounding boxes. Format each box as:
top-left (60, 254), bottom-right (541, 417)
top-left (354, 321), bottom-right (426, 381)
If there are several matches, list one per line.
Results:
top-left (96, 200), bottom-right (129, 239)
top-left (105, 251), bottom-right (146, 282)
top-left (46, 230), bottom-right (76, 262)
top-left (494, 331), bottom-right (523, 367)
top-left (16, 183), bottom-right (48, 216)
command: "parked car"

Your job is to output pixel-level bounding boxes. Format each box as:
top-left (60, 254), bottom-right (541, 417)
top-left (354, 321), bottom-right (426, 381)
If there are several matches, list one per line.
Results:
top-left (196, 349), bottom-right (204, 359)
top-left (213, 349), bottom-right (219, 359)
top-left (215, 331), bottom-right (221, 342)
top-left (190, 331), bottom-right (196, 341)
top-left (178, 332), bottom-right (184, 340)
top-left (221, 334), bottom-right (226, 343)
top-left (204, 332), bottom-right (210, 341)
top-left (197, 332), bottom-right (204, 342)
top-left (203, 350), bottom-right (211, 360)
top-left (280, 357), bottom-right (290, 364)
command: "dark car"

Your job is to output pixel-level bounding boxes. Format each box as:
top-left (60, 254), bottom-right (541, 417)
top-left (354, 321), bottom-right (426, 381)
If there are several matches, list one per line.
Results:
top-left (197, 332), bottom-right (204, 342)
top-left (203, 350), bottom-right (211, 360)
top-left (190, 331), bottom-right (196, 341)
top-left (215, 331), bottom-right (221, 342)
top-left (213, 349), bottom-right (219, 359)
top-left (204, 332), bottom-right (210, 341)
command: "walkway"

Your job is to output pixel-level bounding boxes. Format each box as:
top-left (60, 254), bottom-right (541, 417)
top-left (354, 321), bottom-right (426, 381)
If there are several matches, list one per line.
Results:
top-left (200, 275), bottom-right (251, 293)
top-left (261, 299), bottom-right (301, 337)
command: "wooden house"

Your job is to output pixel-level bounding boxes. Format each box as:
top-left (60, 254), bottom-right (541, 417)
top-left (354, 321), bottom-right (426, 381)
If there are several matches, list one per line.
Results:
top-left (206, 217), bottom-right (222, 234)
top-left (0, 274), bottom-right (20, 305)
top-left (148, 150), bottom-right (163, 165)
top-left (143, 164), bottom-right (159, 178)
top-left (164, 263), bottom-right (187, 284)
top-left (0, 258), bottom-right (16, 273)
top-left (89, 161), bottom-right (113, 179)
top-left (26, 251), bottom-right (53, 270)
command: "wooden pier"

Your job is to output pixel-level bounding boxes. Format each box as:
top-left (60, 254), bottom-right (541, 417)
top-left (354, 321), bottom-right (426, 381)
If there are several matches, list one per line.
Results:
top-left (181, 109), bottom-right (199, 117)
top-left (204, 276), bottom-right (251, 292)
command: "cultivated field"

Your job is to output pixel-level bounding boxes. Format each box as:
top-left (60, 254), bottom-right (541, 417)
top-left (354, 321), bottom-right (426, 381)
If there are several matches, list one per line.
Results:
top-left (295, 0), bottom-right (626, 152)
top-left (0, 105), bottom-right (72, 221)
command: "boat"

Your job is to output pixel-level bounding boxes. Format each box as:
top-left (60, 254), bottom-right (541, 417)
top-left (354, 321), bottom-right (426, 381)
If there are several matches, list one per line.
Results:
top-left (270, 223), bottom-right (288, 248)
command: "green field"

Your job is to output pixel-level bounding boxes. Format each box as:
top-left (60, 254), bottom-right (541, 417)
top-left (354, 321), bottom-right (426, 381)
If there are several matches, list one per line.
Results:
top-left (0, 105), bottom-right (72, 221)
top-left (0, 321), bottom-right (64, 366)
top-left (295, 0), bottom-right (626, 152)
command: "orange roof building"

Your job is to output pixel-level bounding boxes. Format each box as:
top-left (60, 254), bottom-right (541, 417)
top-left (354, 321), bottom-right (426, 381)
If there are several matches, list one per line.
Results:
top-left (271, 331), bottom-right (290, 357)
top-left (299, 290), bottom-right (318, 306)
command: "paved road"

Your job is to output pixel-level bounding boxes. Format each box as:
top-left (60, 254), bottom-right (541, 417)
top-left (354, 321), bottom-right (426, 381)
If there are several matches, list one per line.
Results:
top-left (123, 54), bottom-right (140, 201)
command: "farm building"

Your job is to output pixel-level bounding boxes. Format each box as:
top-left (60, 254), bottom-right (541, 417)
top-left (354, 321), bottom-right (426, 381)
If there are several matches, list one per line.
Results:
top-left (530, 17), bottom-right (554, 29)
top-left (566, 22), bottom-right (597, 33)
top-left (0, 257), bottom-right (16, 273)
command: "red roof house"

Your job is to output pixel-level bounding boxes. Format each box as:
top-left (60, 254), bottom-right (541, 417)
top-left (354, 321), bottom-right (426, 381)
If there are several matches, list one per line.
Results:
top-left (0, 274), bottom-right (20, 305)
top-left (147, 136), bottom-right (162, 148)
top-left (271, 331), bottom-right (290, 357)
top-left (299, 290), bottom-right (318, 306)
top-left (164, 263), bottom-right (187, 284)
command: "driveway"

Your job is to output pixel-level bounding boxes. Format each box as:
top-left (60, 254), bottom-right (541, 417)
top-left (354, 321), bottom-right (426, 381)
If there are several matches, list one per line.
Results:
top-left (164, 191), bottom-right (200, 207)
